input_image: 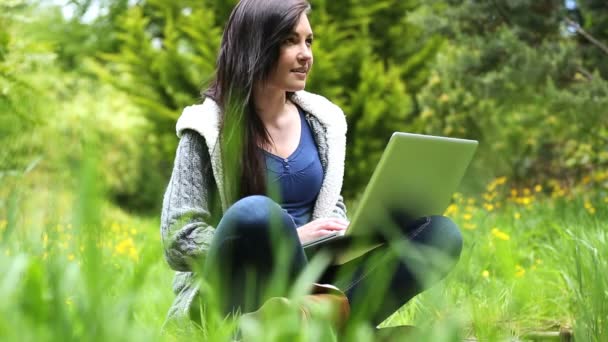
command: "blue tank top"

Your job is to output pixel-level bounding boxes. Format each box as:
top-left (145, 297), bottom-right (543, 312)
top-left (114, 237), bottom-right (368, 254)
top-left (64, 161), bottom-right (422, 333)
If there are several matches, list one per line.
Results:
top-left (264, 107), bottom-right (324, 227)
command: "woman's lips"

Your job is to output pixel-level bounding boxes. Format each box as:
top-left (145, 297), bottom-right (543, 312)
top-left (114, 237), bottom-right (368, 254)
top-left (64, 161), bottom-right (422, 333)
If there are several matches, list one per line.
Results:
top-left (292, 69), bottom-right (308, 79)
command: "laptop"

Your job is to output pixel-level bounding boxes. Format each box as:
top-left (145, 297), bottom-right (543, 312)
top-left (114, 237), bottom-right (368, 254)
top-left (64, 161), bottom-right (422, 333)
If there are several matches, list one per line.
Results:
top-left (303, 132), bottom-right (478, 264)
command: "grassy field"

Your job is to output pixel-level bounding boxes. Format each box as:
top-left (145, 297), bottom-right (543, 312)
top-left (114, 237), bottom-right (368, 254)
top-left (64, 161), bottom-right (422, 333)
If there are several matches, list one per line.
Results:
top-left (1, 162), bottom-right (607, 341)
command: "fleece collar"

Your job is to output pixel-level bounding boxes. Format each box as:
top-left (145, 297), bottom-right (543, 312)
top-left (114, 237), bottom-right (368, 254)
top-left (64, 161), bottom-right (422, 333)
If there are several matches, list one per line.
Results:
top-left (175, 90), bottom-right (347, 219)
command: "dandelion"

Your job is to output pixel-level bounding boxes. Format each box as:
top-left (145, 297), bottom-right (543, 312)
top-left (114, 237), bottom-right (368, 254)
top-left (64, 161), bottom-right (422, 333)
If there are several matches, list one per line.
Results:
top-left (483, 203), bottom-right (495, 212)
top-left (115, 237), bottom-right (135, 255)
top-left (445, 204), bottom-right (458, 216)
top-left (491, 228), bottom-right (510, 241)
top-left (495, 176), bottom-right (507, 185)
top-left (534, 184), bottom-right (542, 193)
top-left (67, 254), bottom-right (75, 261)
top-left (513, 212), bottom-right (521, 220)
top-left (439, 93), bottom-right (450, 103)
top-left (463, 223), bottom-right (477, 230)
top-left (584, 201), bottom-right (596, 215)
top-left (483, 192), bottom-right (496, 201)
top-left (515, 265), bottom-right (525, 278)
top-left (462, 213), bottom-right (473, 221)
top-left (115, 237), bottom-right (139, 262)
top-left (482, 270), bottom-right (490, 278)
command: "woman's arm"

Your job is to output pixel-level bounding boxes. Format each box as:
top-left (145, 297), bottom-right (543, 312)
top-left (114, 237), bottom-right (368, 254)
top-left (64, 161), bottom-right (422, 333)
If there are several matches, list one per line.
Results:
top-left (160, 130), bottom-right (217, 272)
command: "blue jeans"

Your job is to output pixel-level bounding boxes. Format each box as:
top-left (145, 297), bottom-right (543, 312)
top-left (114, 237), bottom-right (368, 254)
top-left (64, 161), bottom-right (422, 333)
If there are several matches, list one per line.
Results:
top-left (202, 195), bottom-right (462, 325)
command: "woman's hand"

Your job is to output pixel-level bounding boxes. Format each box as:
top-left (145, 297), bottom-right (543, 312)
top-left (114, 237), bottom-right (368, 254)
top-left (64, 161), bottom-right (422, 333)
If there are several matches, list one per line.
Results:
top-left (297, 218), bottom-right (349, 244)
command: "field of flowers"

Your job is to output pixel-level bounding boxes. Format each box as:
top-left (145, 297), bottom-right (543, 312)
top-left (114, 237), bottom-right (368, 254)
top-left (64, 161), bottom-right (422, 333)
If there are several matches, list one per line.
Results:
top-left (0, 166), bottom-right (606, 341)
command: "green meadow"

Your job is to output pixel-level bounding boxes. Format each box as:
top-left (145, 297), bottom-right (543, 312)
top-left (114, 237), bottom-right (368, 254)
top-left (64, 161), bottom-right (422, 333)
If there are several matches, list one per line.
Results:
top-left (2, 0), bottom-right (608, 340)
top-left (2, 165), bottom-right (606, 340)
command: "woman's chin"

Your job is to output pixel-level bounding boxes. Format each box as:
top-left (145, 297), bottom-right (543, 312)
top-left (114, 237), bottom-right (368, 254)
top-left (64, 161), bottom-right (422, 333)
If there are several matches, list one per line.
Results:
top-left (286, 82), bottom-right (307, 92)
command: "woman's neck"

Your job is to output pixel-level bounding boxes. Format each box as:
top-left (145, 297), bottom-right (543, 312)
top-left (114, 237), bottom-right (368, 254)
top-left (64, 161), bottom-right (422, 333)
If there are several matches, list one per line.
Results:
top-left (253, 86), bottom-right (291, 127)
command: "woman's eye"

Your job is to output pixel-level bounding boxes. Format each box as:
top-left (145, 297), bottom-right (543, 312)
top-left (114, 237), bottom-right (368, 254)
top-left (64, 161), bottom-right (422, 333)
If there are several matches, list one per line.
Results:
top-left (306, 38), bottom-right (314, 46)
top-left (284, 38), bottom-right (296, 45)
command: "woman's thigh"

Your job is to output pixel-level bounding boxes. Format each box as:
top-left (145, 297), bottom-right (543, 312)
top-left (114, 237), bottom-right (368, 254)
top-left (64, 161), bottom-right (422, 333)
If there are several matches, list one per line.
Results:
top-left (202, 195), bottom-right (307, 313)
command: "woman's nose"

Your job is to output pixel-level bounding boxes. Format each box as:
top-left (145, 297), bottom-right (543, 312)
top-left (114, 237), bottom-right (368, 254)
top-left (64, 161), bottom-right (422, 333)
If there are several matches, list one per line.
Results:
top-left (298, 45), bottom-right (312, 62)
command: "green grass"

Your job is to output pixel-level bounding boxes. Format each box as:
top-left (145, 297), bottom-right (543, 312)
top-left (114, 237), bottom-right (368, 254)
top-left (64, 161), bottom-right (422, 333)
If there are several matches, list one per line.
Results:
top-left (1, 161), bottom-right (607, 341)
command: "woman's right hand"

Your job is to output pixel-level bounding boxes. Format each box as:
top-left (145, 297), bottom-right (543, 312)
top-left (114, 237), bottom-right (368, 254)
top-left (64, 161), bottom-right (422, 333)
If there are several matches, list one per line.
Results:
top-left (297, 218), bottom-right (349, 244)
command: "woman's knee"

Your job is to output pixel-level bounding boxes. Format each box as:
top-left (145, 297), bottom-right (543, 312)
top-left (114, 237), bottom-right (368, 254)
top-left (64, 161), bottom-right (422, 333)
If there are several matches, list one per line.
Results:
top-left (427, 215), bottom-right (463, 261)
top-left (219, 195), bottom-right (294, 238)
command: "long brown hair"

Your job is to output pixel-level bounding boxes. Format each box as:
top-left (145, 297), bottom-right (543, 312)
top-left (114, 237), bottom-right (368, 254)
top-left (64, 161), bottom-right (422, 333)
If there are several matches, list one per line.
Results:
top-left (204, 0), bottom-right (311, 206)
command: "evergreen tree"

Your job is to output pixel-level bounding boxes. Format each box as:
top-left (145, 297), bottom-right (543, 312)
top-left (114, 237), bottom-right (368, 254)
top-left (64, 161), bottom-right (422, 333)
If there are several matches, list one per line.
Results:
top-left (415, 0), bottom-right (608, 186)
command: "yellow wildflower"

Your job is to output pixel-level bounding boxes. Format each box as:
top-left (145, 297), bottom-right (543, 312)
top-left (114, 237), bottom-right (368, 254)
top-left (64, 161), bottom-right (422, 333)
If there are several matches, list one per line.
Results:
top-left (515, 265), bottom-right (525, 277)
top-left (584, 201), bottom-right (596, 214)
top-left (462, 213), bottom-right (473, 221)
top-left (484, 203), bottom-right (495, 212)
top-left (482, 270), bottom-right (490, 278)
top-left (439, 93), bottom-right (450, 103)
top-left (463, 223), bottom-right (477, 230)
top-left (445, 204), bottom-right (458, 216)
top-left (491, 228), bottom-right (510, 241)
top-left (0, 220), bottom-right (7, 231)
top-left (495, 176), bottom-right (507, 185)
top-left (534, 185), bottom-right (542, 193)
top-left (115, 237), bottom-right (135, 255)
top-left (67, 254), bottom-right (75, 261)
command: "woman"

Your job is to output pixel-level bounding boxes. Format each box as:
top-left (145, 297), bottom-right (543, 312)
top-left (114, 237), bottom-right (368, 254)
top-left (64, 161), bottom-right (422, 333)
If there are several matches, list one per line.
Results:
top-left (160, 0), bottom-right (463, 329)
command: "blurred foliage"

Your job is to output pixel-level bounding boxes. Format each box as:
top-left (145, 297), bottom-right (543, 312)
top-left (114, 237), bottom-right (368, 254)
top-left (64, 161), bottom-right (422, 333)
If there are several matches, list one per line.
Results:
top-left (2, 0), bottom-right (608, 211)
top-left (414, 0), bottom-right (608, 190)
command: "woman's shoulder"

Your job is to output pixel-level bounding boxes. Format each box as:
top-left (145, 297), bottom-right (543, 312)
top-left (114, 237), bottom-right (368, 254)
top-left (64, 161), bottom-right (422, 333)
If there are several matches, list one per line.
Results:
top-left (292, 91), bottom-right (347, 132)
top-left (175, 97), bottom-right (221, 144)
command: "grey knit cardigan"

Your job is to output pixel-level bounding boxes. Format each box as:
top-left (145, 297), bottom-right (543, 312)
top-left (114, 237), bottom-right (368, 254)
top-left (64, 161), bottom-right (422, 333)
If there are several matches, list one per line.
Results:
top-left (160, 90), bottom-right (349, 322)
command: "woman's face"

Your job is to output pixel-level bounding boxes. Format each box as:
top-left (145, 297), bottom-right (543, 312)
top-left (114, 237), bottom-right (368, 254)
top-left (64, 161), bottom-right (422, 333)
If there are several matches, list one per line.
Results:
top-left (266, 13), bottom-right (314, 93)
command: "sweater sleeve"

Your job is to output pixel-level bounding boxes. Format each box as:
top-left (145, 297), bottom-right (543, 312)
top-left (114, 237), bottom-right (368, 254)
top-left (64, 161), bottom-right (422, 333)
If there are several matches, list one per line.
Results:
top-left (328, 195), bottom-right (349, 221)
top-left (160, 130), bottom-right (216, 272)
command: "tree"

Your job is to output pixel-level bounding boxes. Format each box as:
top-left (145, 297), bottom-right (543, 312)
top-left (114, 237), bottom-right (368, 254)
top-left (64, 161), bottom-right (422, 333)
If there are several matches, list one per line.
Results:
top-left (414, 0), bottom-right (608, 187)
